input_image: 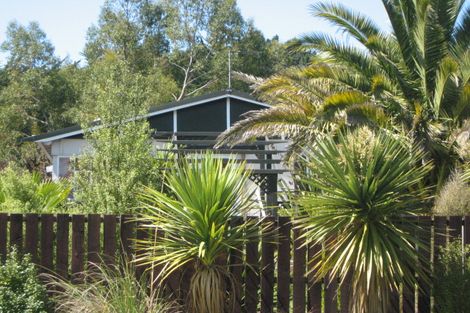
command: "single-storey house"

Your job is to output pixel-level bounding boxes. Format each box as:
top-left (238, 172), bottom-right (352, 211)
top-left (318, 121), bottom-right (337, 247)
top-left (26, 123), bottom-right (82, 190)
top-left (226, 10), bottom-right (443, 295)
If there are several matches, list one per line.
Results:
top-left (25, 90), bottom-right (290, 194)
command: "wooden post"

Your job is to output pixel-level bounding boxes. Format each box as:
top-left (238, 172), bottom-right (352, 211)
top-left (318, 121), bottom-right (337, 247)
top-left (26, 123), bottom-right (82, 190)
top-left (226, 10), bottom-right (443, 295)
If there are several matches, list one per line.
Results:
top-left (265, 173), bottom-right (278, 216)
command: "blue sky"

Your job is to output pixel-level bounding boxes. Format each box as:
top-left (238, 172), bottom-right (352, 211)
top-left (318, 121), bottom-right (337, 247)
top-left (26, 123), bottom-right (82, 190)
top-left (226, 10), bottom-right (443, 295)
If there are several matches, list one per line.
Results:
top-left (0, 0), bottom-right (390, 64)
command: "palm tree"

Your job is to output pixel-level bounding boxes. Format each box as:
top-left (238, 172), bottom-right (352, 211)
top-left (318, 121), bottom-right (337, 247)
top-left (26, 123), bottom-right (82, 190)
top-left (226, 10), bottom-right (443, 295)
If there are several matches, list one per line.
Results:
top-left (217, 68), bottom-right (389, 159)
top-left (295, 128), bottom-right (432, 313)
top-left (218, 0), bottom-right (470, 187)
top-left (136, 153), bottom-right (262, 313)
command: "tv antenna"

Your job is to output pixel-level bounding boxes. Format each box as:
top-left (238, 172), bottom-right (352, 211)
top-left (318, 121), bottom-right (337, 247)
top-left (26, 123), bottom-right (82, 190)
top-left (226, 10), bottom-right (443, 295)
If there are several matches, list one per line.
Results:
top-left (228, 44), bottom-right (232, 91)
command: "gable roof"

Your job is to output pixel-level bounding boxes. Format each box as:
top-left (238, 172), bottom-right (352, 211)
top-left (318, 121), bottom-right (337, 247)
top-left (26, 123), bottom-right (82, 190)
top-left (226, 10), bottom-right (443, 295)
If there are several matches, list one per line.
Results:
top-left (24, 89), bottom-right (270, 143)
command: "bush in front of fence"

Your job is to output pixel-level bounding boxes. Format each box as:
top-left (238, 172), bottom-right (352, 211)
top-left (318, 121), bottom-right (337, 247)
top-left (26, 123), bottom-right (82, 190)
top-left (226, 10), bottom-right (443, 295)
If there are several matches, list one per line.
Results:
top-left (0, 247), bottom-right (51, 313)
top-left (293, 128), bottom-right (432, 313)
top-left (434, 240), bottom-right (470, 313)
top-left (137, 153), bottom-right (264, 313)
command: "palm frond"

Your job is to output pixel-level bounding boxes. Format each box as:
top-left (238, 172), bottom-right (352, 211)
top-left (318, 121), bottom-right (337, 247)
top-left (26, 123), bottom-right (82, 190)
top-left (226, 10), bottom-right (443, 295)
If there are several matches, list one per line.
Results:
top-left (310, 2), bottom-right (383, 45)
top-left (216, 105), bottom-right (313, 148)
top-left (296, 33), bottom-right (380, 77)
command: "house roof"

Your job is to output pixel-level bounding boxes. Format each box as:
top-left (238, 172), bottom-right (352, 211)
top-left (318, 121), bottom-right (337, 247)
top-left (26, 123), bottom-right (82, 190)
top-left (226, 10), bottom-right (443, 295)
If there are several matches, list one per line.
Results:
top-left (24, 89), bottom-right (269, 143)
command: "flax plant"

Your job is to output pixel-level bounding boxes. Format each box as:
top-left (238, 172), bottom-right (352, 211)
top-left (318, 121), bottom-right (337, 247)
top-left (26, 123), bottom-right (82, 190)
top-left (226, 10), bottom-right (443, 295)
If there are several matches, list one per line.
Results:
top-left (294, 128), bottom-right (433, 313)
top-left (137, 153), bottom-right (262, 313)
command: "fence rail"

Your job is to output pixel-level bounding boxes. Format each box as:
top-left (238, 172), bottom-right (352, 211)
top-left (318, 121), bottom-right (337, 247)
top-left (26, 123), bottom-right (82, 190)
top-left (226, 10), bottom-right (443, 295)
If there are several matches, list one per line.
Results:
top-left (0, 213), bottom-right (469, 313)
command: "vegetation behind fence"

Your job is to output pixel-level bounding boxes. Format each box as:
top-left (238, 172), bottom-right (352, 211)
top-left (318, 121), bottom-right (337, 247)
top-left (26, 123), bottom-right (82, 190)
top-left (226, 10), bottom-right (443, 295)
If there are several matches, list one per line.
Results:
top-left (0, 213), bottom-right (469, 313)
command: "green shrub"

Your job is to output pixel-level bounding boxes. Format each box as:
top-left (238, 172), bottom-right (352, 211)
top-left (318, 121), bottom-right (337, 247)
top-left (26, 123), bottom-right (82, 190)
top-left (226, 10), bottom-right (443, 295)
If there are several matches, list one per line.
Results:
top-left (0, 165), bottom-right (71, 213)
top-left (71, 60), bottom-right (171, 214)
top-left (434, 240), bottom-right (470, 313)
top-left (0, 248), bottom-right (51, 313)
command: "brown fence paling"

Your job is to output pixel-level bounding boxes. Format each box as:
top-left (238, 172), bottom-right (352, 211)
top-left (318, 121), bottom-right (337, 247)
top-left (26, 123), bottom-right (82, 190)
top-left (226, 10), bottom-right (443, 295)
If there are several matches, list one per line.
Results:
top-left (25, 214), bottom-right (39, 264)
top-left (87, 214), bottom-right (101, 269)
top-left (465, 217), bottom-right (470, 246)
top-left (418, 216), bottom-right (431, 313)
top-left (0, 214), bottom-right (7, 262)
top-left (40, 214), bottom-right (54, 273)
top-left (71, 215), bottom-right (85, 283)
top-left (307, 241), bottom-right (322, 313)
top-left (245, 217), bottom-right (260, 313)
top-left (103, 215), bottom-right (117, 266)
top-left (277, 216), bottom-right (291, 313)
top-left (10, 214), bottom-right (23, 252)
top-left (261, 217), bottom-right (276, 313)
top-left (293, 227), bottom-right (306, 313)
top-left (56, 214), bottom-right (69, 279)
top-left (230, 217), bottom-right (244, 313)
top-left (120, 215), bottom-right (134, 259)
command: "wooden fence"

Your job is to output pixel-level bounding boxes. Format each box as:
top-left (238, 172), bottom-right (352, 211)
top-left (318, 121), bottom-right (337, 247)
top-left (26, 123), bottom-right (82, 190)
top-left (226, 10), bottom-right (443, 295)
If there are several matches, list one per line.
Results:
top-left (0, 213), bottom-right (469, 313)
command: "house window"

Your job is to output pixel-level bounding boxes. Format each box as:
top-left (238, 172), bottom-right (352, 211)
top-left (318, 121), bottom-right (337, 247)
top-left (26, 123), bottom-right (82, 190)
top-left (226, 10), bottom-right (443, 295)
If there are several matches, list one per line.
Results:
top-left (58, 157), bottom-right (71, 178)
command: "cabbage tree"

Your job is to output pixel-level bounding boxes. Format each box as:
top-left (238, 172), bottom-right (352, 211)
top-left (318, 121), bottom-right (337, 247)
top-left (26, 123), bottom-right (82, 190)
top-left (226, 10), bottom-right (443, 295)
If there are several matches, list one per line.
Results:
top-left (294, 129), bottom-right (432, 313)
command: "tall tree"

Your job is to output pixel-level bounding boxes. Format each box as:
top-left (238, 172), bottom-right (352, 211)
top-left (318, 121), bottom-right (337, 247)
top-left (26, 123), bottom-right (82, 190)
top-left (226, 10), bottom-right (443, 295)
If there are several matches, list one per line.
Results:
top-left (162, 0), bottom-right (240, 99)
top-left (1, 21), bottom-right (59, 71)
top-left (218, 0), bottom-right (470, 188)
top-left (0, 22), bottom-right (78, 169)
top-left (72, 59), bottom-right (168, 213)
top-left (84, 0), bottom-right (168, 71)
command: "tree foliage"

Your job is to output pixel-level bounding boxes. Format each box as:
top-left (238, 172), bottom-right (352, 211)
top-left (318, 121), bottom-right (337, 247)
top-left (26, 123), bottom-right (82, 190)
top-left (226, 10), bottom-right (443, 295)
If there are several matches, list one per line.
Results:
top-left (434, 240), bottom-right (470, 313)
top-left (218, 0), bottom-right (469, 188)
top-left (72, 59), bottom-right (170, 214)
top-left (0, 22), bottom-right (79, 169)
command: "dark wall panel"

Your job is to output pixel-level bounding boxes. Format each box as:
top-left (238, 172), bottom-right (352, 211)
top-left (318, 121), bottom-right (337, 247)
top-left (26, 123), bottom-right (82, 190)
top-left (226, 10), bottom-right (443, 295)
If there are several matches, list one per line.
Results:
top-left (230, 99), bottom-right (266, 125)
top-left (177, 99), bottom-right (226, 132)
top-left (148, 112), bottom-right (173, 132)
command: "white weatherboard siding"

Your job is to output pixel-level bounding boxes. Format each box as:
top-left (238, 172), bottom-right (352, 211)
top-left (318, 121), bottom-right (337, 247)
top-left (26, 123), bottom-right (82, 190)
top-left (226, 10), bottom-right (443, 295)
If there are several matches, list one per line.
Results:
top-left (50, 139), bottom-right (88, 180)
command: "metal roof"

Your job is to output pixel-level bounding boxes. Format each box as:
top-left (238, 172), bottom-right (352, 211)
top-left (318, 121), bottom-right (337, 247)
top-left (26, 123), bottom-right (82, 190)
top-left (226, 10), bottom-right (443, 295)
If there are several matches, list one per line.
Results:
top-left (23, 89), bottom-right (269, 143)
